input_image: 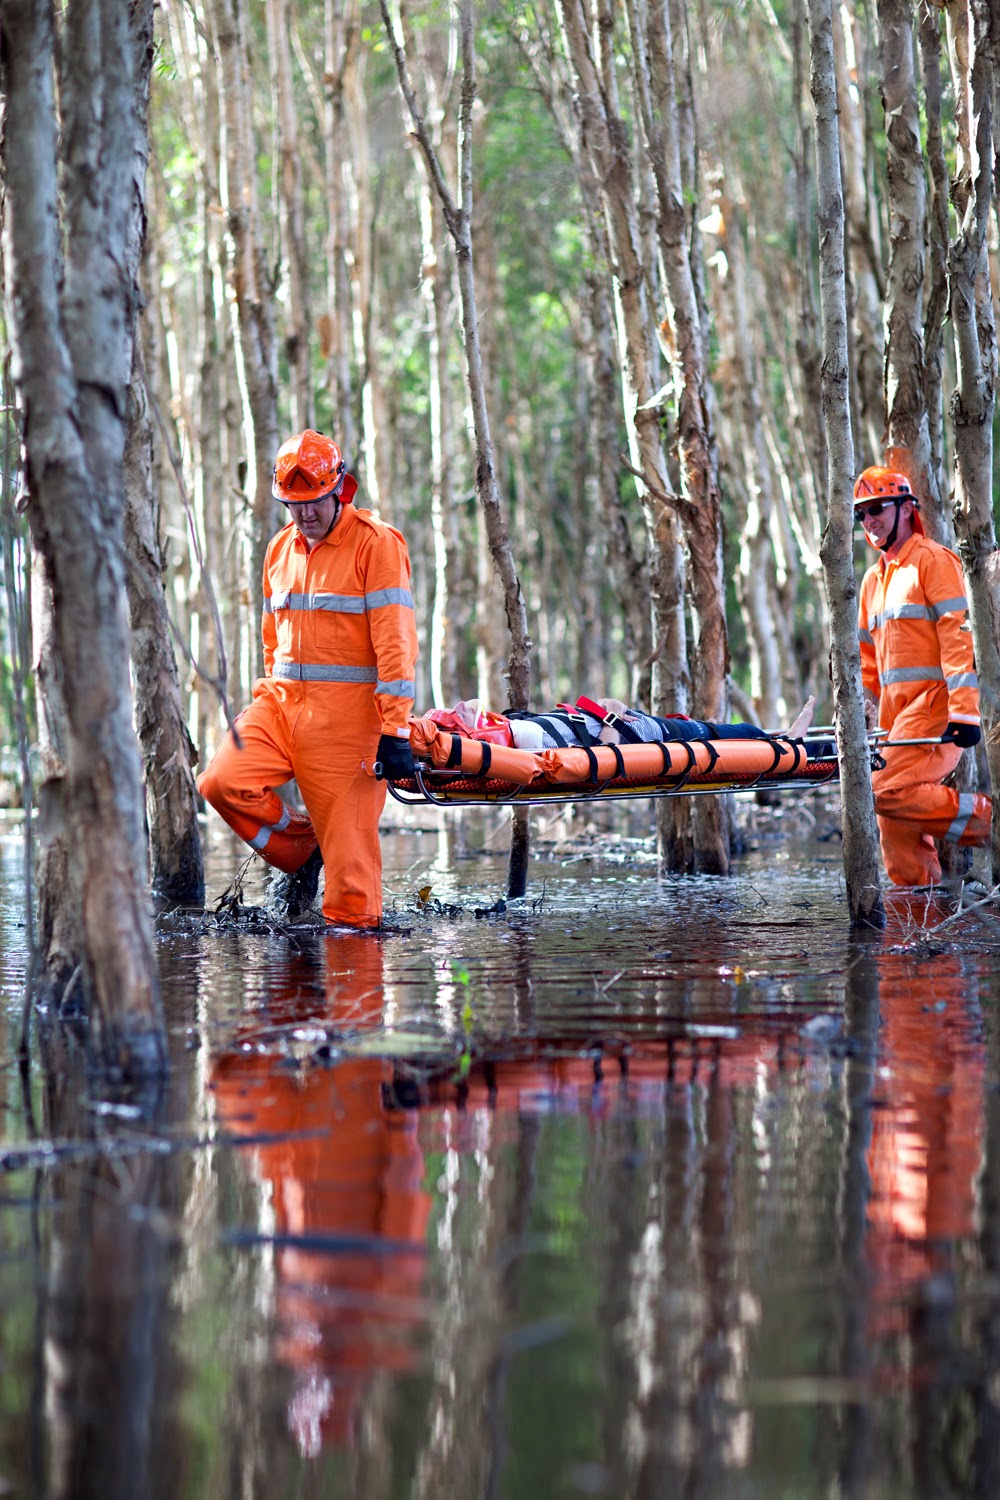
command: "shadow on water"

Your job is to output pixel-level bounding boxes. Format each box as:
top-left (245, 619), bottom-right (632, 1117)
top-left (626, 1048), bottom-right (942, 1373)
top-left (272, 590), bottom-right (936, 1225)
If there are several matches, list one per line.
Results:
top-left (2, 808), bottom-right (1000, 1496)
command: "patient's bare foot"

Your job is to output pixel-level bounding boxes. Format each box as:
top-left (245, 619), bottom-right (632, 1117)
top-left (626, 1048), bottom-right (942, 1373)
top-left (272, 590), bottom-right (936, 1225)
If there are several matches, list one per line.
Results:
top-left (785, 695), bottom-right (816, 738)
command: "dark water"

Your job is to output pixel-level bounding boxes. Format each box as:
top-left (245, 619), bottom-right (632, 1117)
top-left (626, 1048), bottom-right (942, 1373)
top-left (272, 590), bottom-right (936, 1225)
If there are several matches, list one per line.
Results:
top-left (2, 798), bottom-right (1000, 1499)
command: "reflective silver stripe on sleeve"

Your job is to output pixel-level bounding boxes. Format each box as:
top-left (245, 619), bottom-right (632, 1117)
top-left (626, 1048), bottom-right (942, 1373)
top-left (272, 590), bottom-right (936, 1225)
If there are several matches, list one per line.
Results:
top-left (946, 671), bottom-right (978, 690)
top-left (365, 587), bottom-right (415, 611)
top-left (859, 628), bottom-right (873, 645)
top-left (272, 660), bottom-right (378, 683)
top-left (248, 802), bottom-right (292, 851)
top-left (878, 666), bottom-right (945, 685)
top-left (931, 595), bottom-right (968, 618)
top-left (376, 678), bottom-right (415, 698)
top-left (945, 792), bottom-right (977, 842)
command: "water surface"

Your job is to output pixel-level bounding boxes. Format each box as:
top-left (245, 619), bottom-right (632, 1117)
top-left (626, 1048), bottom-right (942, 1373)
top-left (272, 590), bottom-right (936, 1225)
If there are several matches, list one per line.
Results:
top-left (1, 798), bottom-right (999, 1498)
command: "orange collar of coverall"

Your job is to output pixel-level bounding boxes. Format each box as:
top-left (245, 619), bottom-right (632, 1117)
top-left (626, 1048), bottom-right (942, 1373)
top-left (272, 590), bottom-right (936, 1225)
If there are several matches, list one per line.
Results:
top-left (875, 524), bottom-right (924, 573)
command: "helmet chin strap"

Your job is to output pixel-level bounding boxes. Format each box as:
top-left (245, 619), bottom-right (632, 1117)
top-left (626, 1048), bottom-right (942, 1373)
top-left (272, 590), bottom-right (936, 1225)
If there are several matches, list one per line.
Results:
top-left (877, 498), bottom-right (905, 551)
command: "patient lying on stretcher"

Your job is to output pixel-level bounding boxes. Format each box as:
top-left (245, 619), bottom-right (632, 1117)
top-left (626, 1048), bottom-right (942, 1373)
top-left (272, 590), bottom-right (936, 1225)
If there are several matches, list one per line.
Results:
top-left (500, 694), bottom-right (818, 751)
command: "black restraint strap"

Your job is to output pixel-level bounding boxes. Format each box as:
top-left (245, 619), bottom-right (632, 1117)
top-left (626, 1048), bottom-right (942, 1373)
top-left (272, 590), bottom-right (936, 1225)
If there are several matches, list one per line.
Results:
top-left (447, 735), bottom-right (464, 768)
top-left (668, 741), bottom-right (701, 792)
top-left (609, 744), bottom-right (626, 778)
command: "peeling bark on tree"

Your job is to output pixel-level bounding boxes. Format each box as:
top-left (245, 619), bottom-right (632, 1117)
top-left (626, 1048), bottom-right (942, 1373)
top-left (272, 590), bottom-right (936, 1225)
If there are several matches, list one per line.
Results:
top-left (1, 0), bottom-right (168, 1075)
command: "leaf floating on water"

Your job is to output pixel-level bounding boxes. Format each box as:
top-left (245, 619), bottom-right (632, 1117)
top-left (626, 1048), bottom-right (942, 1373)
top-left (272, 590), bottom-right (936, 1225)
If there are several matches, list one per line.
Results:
top-left (417, 885), bottom-right (433, 904)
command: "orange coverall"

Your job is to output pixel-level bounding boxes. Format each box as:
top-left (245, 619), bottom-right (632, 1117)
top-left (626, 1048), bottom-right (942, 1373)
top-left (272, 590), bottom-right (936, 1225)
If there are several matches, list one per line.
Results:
top-left (197, 476), bottom-right (418, 926)
top-left (859, 521), bottom-right (989, 885)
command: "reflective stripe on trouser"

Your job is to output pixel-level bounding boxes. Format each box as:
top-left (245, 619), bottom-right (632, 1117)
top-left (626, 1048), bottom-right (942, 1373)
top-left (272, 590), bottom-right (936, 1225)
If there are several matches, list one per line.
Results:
top-left (872, 740), bottom-right (990, 886)
top-left (196, 677), bottom-right (387, 926)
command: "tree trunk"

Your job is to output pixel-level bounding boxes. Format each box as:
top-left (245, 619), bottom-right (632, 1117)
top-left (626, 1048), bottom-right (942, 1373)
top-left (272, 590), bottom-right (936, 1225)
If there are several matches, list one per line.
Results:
top-left (122, 2), bottom-right (204, 908)
top-left (808, 0), bottom-right (885, 928)
top-left (878, 0), bottom-right (942, 535)
top-left (211, 0), bottom-right (281, 680)
top-left (629, 0), bottom-right (731, 872)
top-left (557, 0), bottom-right (693, 872)
top-left (267, 0), bottom-right (313, 432)
top-left (512, 17), bottom-right (653, 700)
top-left (2, 0), bottom-right (167, 1074)
top-left (945, 0), bottom-right (1000, 882)
top-left (833, 0), bottom-right (886, 465)
top-left (918, 0), bottom-right (951, 532)
top-left (382, 0), bottom-right (532, 896)
top-left (324, 1), bottom-right (358, 465)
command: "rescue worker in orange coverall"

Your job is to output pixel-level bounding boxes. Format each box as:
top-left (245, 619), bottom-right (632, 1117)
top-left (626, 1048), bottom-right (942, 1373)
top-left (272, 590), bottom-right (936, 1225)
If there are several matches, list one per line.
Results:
top-left (854, 464), bottom-right (990, 887)
top-left (198, 430), bottom-right (418, 926)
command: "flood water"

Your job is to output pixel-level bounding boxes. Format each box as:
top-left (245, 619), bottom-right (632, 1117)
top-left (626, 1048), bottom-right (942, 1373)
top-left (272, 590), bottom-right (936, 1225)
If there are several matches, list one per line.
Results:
top-left (2, 794), bottom-right (1000, 1498)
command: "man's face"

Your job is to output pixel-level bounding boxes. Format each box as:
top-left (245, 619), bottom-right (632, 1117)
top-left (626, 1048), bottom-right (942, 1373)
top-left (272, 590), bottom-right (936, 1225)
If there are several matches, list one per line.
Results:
top-left (285, 490), bottom-right (340, 546)
top-left (855, 496), bottom-right (914, 552)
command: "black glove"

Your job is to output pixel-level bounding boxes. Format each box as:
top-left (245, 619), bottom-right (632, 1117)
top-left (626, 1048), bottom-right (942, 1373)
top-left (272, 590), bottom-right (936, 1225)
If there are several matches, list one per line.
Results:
top-left (375, 733), bottom-right (416, 780)
top-left (945, 721), bottom-right (981, 748)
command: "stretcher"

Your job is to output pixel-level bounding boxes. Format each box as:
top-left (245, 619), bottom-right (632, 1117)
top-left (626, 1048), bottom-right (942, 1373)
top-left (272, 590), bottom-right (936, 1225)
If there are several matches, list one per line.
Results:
top-left (387, 718), bottom-right (849, 808)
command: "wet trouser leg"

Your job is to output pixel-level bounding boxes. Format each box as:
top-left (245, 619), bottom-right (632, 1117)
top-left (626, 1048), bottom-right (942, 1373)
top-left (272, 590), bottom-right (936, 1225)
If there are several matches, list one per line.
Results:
top-left (872, 741), bottom-right (990, 885)
top-left (285, 684), bottom-right (386, 927)
top-left (196, 692), bottom-right (318, 873)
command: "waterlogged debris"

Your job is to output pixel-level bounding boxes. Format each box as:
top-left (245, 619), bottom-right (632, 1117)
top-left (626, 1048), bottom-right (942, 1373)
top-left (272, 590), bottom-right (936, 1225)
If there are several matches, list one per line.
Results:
top-left (474, 897), bottom-right (507, 920)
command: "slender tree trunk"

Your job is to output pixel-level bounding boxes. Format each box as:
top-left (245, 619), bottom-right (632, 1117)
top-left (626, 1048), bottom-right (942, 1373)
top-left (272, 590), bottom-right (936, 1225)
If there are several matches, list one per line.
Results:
top-left (833, 0), bottom-right (886, 464)
top-left (792, 0), bottom-right (828, 519)
top-left (715, 196), bottom-right (784, 729)
top-left (632, 0), bottom-right (730, 873)
top-left (122, 2), bottom-right (204, 908)
top-left (324, 1), bottom-right (357, 463)
top-left (878, 0), bottom-right (938, 520)
top-left (513, 17), bottom-right (653, 700)
top-left (382, 0), bottom-right (532, 896)
top-left (267, 0), bottom-right (313, 432)
top-left (211, 0), bottom-right (281, 679)
top-left (946, 0), bottom-right (1000, 882)
top-left (918, 0), bottom-right (951, 530)
top-left (2, 0), bottom-right (167, 1073)
top-left (558, 0), bottom-right (695, 871)
top-left (808, 0), bottom-right (885, 928)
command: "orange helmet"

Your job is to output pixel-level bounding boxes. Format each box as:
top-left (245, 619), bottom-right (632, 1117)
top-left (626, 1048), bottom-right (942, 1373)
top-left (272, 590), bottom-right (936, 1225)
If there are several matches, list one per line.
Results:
top-left (272, 430), bottom-right (345, 503)
top-left (852, 465), bottom-right (915, 505)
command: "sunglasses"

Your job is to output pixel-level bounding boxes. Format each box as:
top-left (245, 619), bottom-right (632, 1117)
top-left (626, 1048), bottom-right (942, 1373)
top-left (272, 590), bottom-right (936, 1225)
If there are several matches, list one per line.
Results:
top-left (855, 497), bottom-right (905, 521)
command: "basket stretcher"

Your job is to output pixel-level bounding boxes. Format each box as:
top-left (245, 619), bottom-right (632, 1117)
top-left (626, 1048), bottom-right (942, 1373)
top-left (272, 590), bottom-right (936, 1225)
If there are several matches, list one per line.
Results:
top-left (387, 720), bottom-right (844, 808)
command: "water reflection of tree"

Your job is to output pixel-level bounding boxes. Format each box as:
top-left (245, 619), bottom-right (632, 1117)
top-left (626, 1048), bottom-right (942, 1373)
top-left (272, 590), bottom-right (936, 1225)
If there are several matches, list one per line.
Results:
top-left (32, 1030), bottom-right (194, 1500)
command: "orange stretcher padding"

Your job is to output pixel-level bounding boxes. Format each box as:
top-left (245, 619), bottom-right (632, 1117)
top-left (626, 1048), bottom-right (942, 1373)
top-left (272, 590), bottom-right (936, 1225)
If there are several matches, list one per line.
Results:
top-left (403, 717), bottom-right (823, 800)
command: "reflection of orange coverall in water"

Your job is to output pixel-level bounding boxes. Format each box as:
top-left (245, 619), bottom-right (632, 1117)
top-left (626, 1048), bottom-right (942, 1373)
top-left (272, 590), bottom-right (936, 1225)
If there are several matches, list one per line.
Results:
top-left (210, 937), bottom-right (431, 1453)
top-left (859, 523), bottom-right (989, 885)
top-left (866, 947), bottom-right (985, 1333)
top-left (197, 476), bottom-right (417, 926)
